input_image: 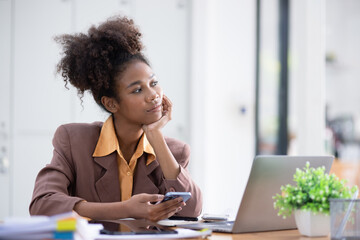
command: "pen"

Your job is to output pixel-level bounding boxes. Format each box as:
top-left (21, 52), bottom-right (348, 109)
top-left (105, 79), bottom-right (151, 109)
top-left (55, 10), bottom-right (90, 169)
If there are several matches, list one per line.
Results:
top-left (168, 216), bottom-right (198, 221)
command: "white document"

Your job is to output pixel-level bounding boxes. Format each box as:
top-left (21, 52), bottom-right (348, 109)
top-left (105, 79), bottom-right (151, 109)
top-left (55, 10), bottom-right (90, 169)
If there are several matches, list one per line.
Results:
top-left (95, 228), bottom-right (212, 239)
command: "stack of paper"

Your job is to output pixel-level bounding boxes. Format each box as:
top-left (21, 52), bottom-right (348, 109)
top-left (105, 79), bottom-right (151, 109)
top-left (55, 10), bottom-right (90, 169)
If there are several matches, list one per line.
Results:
top-left (0, 212), bottom-right (102, 240)
top-left (94, 228), bottom-right (212, 240)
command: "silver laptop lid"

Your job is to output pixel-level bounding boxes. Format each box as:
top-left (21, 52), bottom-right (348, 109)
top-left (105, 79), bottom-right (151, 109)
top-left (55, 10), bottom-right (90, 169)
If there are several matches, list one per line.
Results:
top-left (232, 155), bottom-right (334, 233)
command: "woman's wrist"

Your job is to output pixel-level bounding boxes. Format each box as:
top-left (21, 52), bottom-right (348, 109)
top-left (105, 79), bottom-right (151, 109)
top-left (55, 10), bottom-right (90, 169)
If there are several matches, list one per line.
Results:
top-left (143, 126), bottom-right (180, 180)
top-left (144, 129), bottom-right (163, 144)
top-left (74, 201), bottom-right (129, 220)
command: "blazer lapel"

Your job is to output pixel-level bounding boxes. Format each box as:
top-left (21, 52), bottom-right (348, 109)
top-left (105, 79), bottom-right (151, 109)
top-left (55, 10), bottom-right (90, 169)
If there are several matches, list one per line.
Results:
top-left (144, 158), bottom-right (159, 175)
top-left (133, 155), bottom-right (160, 194)
top-left (93, 152), bottom-right (120, 202)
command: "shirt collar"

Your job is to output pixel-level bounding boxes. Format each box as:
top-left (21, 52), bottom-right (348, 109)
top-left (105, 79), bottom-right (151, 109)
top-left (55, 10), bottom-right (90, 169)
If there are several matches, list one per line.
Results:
top-left (93, 116), bottom-right (156, 165)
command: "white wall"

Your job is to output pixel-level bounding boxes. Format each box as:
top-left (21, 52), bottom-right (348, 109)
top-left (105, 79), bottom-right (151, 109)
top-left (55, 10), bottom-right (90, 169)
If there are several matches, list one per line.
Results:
top-left (191, 0), bottom-right (328, 216)
top-left (326, 0), bottom-right (360, 119)
top-left (325, 0), bottom-right (360, 160)
top-left (191, 0), bottom-right (256, 216)
top-left (288, 0), bottom-right (326, 156)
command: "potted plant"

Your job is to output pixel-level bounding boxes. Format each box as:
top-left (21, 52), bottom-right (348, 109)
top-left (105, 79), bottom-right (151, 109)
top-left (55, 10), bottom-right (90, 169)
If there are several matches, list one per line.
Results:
top-left (273, 162), bottom-right (358, 237)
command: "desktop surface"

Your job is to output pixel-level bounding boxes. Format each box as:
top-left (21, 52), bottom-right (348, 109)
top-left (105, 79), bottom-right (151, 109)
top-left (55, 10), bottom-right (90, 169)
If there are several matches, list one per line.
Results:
top-left (209, 229), bottom-right (330, 240)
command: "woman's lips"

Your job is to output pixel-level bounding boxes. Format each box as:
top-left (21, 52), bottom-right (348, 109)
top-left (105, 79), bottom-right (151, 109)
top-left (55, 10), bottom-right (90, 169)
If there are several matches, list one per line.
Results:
top-left (147, 104), bottom-right (162, 112)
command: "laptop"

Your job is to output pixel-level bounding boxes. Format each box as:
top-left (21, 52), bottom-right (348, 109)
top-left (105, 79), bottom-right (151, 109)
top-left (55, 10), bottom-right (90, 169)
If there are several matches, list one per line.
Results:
top-left (182, 155), bottom-right (334, 233)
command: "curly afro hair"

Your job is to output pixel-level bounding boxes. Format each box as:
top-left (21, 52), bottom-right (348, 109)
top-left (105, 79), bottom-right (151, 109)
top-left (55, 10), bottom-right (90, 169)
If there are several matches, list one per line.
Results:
top-left (55, 15), bottom-right (150, 113)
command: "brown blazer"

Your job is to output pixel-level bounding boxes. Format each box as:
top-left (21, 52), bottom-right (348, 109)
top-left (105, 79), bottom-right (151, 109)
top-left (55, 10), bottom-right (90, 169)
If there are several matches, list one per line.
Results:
top-left (29, 122), bottom-right (202, 217)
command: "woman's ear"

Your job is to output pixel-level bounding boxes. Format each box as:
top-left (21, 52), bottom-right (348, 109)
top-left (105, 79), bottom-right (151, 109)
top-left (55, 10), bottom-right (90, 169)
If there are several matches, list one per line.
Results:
top-left (101, 96), bottom-right (118, 113)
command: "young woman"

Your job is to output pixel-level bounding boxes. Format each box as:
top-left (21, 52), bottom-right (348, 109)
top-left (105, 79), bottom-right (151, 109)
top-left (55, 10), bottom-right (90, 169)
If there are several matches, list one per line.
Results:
top-left (29, 16), bottom-right (202, 221)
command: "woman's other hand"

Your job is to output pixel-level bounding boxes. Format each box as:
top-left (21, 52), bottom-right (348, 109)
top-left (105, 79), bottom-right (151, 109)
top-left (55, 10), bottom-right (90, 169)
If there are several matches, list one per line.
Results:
top-left (124, 193), bottom-right (185, 222)
top-left (142, 95), bottom-right (172, 134)
top-left (141, 95), bottom-right (180, 180)
top-left (73, 193), bottom-right (184, 221)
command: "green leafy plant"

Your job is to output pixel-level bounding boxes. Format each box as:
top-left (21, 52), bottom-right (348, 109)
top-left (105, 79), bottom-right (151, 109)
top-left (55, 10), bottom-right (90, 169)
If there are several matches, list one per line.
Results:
top-left (273, 162), bottom-right (358, 218)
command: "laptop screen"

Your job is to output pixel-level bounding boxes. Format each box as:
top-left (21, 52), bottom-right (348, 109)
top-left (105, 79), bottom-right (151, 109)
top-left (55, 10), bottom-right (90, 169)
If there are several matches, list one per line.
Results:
top-left (232, 155), bottom-right (333, 233)
top-left (180, 155), bottom-right (333, 233)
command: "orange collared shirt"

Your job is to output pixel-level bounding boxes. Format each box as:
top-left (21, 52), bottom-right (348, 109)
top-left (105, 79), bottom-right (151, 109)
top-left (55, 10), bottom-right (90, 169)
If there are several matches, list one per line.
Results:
top-left (92, 116), bottom-right (156, 201)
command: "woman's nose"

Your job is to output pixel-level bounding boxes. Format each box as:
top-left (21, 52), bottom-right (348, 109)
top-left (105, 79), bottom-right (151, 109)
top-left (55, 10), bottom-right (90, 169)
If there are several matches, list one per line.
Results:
top-left (146, 90), bottom-right (159, 102)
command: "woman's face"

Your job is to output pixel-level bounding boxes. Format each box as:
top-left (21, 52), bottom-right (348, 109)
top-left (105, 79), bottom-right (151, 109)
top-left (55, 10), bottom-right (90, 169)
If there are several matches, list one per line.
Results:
top-left (113, 60), bottom-right (163, 126)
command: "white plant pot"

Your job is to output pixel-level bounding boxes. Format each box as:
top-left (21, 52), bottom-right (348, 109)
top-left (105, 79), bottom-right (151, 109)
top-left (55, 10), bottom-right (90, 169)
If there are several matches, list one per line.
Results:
top-left (294, 209), bottom-right (330, 237)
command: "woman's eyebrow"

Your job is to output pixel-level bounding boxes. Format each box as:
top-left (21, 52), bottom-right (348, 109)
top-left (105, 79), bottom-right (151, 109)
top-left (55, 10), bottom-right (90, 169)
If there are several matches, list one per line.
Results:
top-left (126, 80), bottom-right (141, 89)
top-left (126, 74), bottom-right (156, 89)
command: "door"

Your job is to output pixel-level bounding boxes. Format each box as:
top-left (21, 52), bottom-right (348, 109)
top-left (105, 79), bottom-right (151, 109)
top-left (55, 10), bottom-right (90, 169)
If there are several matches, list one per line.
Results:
top-left (0, 0), bottom-right (12, 220)
top-left (12, 0), bottom-right (73, 216)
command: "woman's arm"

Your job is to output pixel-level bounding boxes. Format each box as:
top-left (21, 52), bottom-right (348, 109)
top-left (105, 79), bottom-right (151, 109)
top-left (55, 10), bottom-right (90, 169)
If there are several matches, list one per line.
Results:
top-left (145, 130), bottom-right (180, 179)
top-left (30, 125), bottom-right (86, 216)
top-left (142, 95), bottom-right (180, 179)
top-left (30, 124), bottom-right (185, 221)
top-left (142, 95), bottom-right (203, 217)
top-left (74, 194), bottom-right (185, 221)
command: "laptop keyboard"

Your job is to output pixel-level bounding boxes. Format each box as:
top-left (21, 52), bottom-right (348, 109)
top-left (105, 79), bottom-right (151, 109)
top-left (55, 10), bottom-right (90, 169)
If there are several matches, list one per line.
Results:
top-left (199, 221), bottom-right (234, 233)
top-left (180, 220), bottom-right (235, 233)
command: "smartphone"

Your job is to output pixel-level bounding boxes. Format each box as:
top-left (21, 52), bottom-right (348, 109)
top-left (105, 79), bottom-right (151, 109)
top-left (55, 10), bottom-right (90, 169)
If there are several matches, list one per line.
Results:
top-left (160, 192), bottom-right (191, 203)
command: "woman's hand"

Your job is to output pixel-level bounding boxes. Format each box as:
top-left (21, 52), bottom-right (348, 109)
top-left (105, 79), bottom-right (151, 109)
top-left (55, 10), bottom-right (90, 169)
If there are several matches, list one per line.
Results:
top-left (142, 95), bottom-right (172, 134)
top-left (141, 95), bottom-right (180, 180)
top-left (124, 193), bottom-right (185, 222)
top-left (74, 193), bottom-right (185, 221)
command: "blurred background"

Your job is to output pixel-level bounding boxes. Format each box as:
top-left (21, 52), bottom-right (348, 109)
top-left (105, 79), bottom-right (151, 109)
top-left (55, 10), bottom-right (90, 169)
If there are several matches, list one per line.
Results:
top-left (0, 0), bottom-right (359, 219)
